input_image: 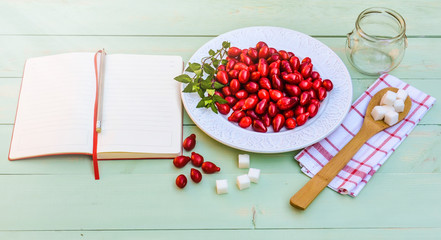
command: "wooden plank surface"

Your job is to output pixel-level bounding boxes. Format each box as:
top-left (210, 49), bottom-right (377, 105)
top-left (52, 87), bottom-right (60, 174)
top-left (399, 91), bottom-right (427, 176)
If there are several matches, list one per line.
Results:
top-left (1, 229), bottom-right (440, 240)
top-left (257, 173), bottom-right (441, 228)
top-left (0, 173), bottom-right (439, 230)
top-left (0, 0), bottom-right (439, 36)
top-left (0, 124), bottom-right (440, 175)
top-left (2, 78), bottom-right (439, 125)
top-left (0, 36), bottom-right (440, 79)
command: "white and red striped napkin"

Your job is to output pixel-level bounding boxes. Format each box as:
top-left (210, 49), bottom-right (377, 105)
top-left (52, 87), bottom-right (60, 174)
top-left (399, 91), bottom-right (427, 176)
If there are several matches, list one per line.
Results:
top-left (295, 74), bottom-right (436, 196)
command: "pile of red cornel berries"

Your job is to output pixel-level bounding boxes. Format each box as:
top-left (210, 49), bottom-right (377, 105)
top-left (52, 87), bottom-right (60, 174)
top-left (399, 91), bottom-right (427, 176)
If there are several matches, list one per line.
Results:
top-left (214, 41), bottom-right (333, 133)
top-left (174, 134), bottom-right (221, 189)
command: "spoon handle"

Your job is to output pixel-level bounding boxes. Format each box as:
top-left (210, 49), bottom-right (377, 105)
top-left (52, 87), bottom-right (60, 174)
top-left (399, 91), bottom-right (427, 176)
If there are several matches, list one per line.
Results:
top-left (290, 125), bottom-right (375, 210)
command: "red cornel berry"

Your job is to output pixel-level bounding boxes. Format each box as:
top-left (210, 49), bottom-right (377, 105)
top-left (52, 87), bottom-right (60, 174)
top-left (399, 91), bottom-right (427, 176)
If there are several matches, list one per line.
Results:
top-left (322, 79), bottom-right (334, 91)
top-left (190, 152), bottom-right (204, 167)
top-left (190, 168), bottom-right (202, 183)
top-left (173, 155), bottom-right (190, 168)
top-left (175, 174), bottom-right (187, 189)
top-left (227, 47), bottom-right (242, 58)
top-left (178, 41), bottom-right (334, 134)
top-left (201, 162), bottom-right (221, 174)
top-left (183, 134), bottom-right (196, 151)
top-left (216, 70), bottom-right (229, 85)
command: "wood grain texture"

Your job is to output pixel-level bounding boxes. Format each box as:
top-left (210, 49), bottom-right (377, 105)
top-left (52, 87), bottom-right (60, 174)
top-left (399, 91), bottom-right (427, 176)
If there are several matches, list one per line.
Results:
top-left (0, 0), bottom-right (439, 36)
top-left (1, 229), bottom-right (440, 240)
top-left (3, 78), bottom-right (438, 126)
top-left (0, 173), bottom-right (439, 230)
top-left (0, 79), bottom-right (437, 130)
top-left (0, 37), bottom-right (440, 79)
top-left (0, 0), bottom-right (440, 238)
top-left (257, 173), bottom-right (441, 228)
top-left (0, 125), bottom-right (439, 175)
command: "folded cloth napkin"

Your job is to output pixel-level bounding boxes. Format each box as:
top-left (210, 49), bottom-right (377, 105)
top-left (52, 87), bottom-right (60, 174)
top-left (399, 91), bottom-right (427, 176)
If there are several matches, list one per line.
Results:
top-left (295, 74), bottom-right (436, 197)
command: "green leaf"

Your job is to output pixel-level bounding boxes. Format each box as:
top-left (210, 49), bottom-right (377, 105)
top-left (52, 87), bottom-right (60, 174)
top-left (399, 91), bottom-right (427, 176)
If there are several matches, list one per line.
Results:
top-left (213, 82), bottom-right (224, 89)
top-left (197, 88), bottom-right (205, 98)
top-left (200, 78), bottom-right (212, 90)
top-left (203, 63), bottom-right (215, 75)
top-left (194, 76), bottom-right (202, 83)
top-left (204, 99), bottom-right (212, 106)
top-left (206, 89), bottom-right (215, 96)
top-left (210, 103), bottom-right (218, 114)
top-left (174, 74), bottom-right (192, 83)
top-left (189, 62), bottom-right (202, 72)
top-left (213, 59), bottom-right (219, 68)
top-left (183, 42), bottom-right (234, 115)
top-left (196, 99), bottom-right (206, 108)
top-left (194, 69), bottom-right (203, 77)
top-left (182, 82), bottom-right (194, 92)
top-left (213, 95), bottom-right (228, 104)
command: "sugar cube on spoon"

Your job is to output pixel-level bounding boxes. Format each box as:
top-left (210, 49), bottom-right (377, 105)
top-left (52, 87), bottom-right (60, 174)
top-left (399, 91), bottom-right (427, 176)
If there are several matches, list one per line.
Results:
top-left (371, 88), bottom-right (408, 126)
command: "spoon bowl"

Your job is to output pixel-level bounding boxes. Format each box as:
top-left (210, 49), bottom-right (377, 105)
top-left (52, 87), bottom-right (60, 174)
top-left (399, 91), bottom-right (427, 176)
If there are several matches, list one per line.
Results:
top-left (364, 87), bottom-right (412, 132)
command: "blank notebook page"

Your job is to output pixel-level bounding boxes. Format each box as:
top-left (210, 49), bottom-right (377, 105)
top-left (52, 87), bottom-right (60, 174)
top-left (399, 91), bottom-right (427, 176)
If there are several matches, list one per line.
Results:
top-left (9, 53), bottom-right (96, 159)
top-left (97, 54), bottom-right (183, 157)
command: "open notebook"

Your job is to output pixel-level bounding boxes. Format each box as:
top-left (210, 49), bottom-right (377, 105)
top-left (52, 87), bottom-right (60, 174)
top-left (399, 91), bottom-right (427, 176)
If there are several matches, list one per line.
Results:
top-left (9, 51), bottom-right (183, 178)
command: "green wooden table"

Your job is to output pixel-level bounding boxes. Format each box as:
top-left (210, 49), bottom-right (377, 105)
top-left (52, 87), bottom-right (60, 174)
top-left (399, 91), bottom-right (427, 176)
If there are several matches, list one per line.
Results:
top-left (0, 1), bottom-right (440, 239)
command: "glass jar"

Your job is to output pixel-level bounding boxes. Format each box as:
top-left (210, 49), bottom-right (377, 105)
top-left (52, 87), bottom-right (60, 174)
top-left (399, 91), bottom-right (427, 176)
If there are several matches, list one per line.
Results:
top-left (346, 7), bottom-right (407, 75)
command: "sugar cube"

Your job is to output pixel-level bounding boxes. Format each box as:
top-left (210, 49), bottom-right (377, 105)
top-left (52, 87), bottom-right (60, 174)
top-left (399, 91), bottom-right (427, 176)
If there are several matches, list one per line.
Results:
top-left (382, 105), bottom-right (395, 113)
top-left (371, 106), bottom-right (386, 121)
top-left (393, 99), bottom-right (405, 112)
top-left (380, 91), bottom-right (397, 106)
top-left (384, 111), bottom-right (399, 126)
top-left (238, 154), bottom-right (250, 168)
top-left (248, 168), bottom-right (261, 183)
top-left (216, 179), bottom-right (228, 194)
top-left (396, 89), bottom-right (408, 100)
top-left (236, 174), bottom-right (250, 190)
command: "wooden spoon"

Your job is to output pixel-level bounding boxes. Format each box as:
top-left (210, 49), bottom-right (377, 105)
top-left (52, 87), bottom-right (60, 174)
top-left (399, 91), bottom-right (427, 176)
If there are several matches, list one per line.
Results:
top-left (290, 87), bottom-right (412, 210)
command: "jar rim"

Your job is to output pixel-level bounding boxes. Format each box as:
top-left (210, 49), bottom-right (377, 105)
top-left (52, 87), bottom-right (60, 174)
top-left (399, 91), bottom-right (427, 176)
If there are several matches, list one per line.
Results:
top-left (355, 7), bottom-right (406, 42)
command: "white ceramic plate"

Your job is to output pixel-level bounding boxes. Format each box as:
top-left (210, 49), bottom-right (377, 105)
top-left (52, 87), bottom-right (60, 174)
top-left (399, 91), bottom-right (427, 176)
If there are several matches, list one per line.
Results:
top-left (181, 26), bottom-right (352, 153)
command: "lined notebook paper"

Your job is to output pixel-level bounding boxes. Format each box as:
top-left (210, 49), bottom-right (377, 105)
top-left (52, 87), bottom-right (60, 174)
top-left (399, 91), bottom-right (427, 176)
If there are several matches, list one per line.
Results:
top-left (9, 52), bottom-right (183, 161)
top-left (9, 53), bottom-right (96, 159)
top-left (97, 54), bottom-right (183, 158)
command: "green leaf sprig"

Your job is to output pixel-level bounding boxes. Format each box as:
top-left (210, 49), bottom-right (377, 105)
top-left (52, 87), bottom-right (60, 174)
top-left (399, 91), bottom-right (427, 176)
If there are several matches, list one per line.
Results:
top-left (174, 41), bottom-right (231, 113)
